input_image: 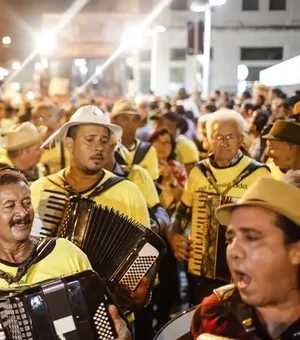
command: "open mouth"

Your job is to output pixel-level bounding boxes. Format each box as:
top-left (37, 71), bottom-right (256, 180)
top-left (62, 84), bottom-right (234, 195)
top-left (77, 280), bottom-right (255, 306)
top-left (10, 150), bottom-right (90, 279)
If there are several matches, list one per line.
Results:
top-left (234, 270), bottom-right (252, 289)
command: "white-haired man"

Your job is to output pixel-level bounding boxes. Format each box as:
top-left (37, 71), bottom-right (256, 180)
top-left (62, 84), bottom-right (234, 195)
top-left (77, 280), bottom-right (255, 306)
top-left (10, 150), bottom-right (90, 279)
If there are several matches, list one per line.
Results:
top-left (30, 105), bottom-right (151, 316)
top-left (168, 109), bottom-right (271, 305)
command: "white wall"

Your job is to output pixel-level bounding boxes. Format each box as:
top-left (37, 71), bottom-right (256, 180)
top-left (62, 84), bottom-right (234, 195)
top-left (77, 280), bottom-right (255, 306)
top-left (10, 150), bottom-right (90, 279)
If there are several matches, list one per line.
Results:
top-left (146, 0), bottom-right (300, 96)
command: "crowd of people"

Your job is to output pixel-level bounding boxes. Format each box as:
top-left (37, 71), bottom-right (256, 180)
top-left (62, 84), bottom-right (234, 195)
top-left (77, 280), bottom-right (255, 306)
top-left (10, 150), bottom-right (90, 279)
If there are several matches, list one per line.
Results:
top-left (0, 81), bottom-right (299, 339)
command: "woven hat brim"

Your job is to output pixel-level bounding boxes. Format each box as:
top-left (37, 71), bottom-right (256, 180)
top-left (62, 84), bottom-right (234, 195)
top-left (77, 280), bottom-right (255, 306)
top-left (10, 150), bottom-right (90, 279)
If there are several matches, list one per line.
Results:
top-left (216, 200), bottom-right (300, 227)
top-left (2, 126), bottom-right (48, 151)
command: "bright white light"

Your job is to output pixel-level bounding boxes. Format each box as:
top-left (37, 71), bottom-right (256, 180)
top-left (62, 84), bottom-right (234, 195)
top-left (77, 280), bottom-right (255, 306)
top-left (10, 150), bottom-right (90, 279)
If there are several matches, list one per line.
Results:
top-left (92, 78), bottom-right (98, 85)
top-left (96, 66), bottom-right (103, 75)
top-left (153, 25), bottom-right (166, 34)
top-left (26, 91), bottom-right (35, 100)
top-left (80, 66), bottom-right (88, 75)
top-left (122, 27), bottom-right (145, 51)
top-left (237, 64), bottom-right (249, 81)
top-left (126, 56), bottom-right (134, 67)
top-left (11, 82), bottom-right (21, 92)
top-left (238, 81), bottom-right (247, 93)
top-left (190, 2), bottom-right (207, 12)
top-left (12, 61), bottom-right (21, 70)
top-left (41, 57), bottom-right (49, 68)
top-left (2, 36), bottom-right (11, 45)
top-left (35, 62), bottom-right (42, 71)
top-left (190, 0), bottom-right (226, 11)
top-left (0, 75), bottom-right (4, 81)
top-left (36, 31), bottom-right (56, 54)
top-left (75, 58), bottom-right (87, 67)
top-left (0, 68), bottom-right (8, 77)
top-left (210, 0), bottom-right (227, 6)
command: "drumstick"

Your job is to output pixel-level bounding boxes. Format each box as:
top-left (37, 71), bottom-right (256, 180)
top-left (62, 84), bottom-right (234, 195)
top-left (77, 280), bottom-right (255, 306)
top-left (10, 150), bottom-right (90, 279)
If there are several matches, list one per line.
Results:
top-left (198, 334), bottom-right (236, 340)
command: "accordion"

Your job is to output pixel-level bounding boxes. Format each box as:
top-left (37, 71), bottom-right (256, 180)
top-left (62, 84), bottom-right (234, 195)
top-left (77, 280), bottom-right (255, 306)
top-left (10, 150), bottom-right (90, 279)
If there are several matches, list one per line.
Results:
top-left (188, 192), bottom-right (237, 282)
top-left (56, 196), bottom-right (166, 291)
top-left (0, 270), bottom-right (128, 340)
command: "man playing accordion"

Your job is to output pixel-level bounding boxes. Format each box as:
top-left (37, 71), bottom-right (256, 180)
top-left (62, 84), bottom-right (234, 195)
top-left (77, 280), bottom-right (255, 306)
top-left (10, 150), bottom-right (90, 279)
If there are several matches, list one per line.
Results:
top-left (169, 109), bottom-right (270, 305)
top-left (30, 105), bottom-right (154, 323)
top-left (0, 167), bottom-right (131, 339)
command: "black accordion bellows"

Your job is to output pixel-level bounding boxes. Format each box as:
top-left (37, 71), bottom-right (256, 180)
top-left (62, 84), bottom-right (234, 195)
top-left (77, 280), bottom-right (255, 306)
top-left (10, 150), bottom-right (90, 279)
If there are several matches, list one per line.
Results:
top-left (0, 270), bottom-right (129, 340)
top-left (57, 196), bottom-right (166, 291)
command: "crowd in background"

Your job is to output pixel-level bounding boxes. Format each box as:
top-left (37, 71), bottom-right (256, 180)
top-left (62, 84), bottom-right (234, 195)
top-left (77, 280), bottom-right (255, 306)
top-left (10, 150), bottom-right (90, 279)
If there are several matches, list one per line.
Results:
top-left (0, 82), bottom-right (300, 339)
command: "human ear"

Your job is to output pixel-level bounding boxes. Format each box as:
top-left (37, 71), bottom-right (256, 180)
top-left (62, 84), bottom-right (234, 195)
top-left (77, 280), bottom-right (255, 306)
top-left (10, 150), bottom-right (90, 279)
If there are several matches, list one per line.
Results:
top-left (64, 137), bottom-right (73, 152)
top-left (290, 241), bottom-right (300, 265)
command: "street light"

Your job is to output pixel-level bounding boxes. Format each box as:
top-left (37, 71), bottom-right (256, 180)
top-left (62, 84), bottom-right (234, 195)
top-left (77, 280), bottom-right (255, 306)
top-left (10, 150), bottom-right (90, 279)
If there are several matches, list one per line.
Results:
top-left (190, 0), bottom-right (227, 99)
top-left (2, 36), bottom-right (11, 45)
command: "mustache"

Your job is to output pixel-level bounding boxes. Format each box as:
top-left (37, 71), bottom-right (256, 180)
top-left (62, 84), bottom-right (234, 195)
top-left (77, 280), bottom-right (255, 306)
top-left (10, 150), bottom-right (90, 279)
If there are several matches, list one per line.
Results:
top-left (91, 152), bottom-right (103, 159)
top-left (10, 215), bottom-right (31, 227)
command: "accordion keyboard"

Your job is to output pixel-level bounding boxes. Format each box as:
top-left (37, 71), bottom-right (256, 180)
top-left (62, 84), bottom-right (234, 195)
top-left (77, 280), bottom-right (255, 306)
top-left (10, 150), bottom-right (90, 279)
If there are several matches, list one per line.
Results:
top-left (31, 190), bottom-right (67, 238)
top-left (188, 194), bottom-right (209, 277)
top-left (120, 243), bottom-right (159, 291)
top-left (0, 299), bottom-right (33, 340)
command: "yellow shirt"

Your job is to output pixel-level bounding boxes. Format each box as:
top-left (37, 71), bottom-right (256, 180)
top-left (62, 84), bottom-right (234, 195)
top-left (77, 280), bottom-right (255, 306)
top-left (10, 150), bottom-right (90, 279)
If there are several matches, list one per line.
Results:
top-left (182, 155), bottom-right (271, 207)
top-left (121, 139), bottom-right (159, 180)
top-left (126, 164), bottom-right (160, 209)
top-left (266, 159), bottom-right (285, 180)
top-left (176, 134), bottom-right (199, 166)
top-left (0, 153), bottom-right (46, 185)
top-left (30, 169), bottom-right (150, 238)
top-left (0, 238), bottom-right (91, 289)
top-left (41, 145), bottom-right (70, 175)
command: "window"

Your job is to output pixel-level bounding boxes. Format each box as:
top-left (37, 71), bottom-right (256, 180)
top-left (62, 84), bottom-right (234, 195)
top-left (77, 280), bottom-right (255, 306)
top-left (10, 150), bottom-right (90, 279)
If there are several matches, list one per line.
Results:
top-left (242, 0), bottom-right (259, 10)
top-left (247, 67), bottom-right (267, 82)
top-left (140, 69), bottom-right (151, 94)
top-left (140, 50), bottom-right (152, 62)
top-left (170, 48), bottom-right (186, 61)
top-left (241, 47), bottom-right (283, 60)
top-left (269, 0), bottom-right (286, 10)
top-left (170, 67), bottom-right (185, 83)
top-left (171, 0), bottom-right (188, 11)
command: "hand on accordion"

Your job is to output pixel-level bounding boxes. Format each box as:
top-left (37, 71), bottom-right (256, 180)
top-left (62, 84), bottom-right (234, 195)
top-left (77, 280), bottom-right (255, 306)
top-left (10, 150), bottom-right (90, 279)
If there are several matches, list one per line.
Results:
top-left (108, 305), bottom-right (132, 340)
top-left (112, 277), bottom-right (150, 313)
top-left (169, 232), bottom-right (193, 262)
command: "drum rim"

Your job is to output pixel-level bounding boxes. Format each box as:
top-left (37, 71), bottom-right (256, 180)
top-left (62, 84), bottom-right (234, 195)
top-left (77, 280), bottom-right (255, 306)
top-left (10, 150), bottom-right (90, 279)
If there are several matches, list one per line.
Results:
top-left (153, 305), bottom-right (198, 339)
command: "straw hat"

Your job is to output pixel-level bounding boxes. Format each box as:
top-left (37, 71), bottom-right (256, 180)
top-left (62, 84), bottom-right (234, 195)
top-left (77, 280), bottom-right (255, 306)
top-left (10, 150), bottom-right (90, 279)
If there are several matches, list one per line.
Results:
top-left (41, 105), bottom-right (122, 148)
top-left (216, 177), bottom-right (300, 227)
top-left (1, 122), bottom-right (47, 151)
top-left (262, 120), bottom-right (300, 145)
top-left (110, 99), bottom-right (140, 119)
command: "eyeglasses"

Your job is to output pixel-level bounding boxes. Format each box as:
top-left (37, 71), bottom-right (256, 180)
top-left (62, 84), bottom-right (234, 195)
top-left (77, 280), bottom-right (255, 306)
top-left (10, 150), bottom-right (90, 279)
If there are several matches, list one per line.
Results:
top-left (212, 134), bottom-right (238, 143)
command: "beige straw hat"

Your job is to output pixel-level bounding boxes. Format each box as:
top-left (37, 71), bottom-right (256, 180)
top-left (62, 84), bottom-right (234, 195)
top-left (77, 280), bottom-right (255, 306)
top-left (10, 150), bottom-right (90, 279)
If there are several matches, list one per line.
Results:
top-left (2, 122), bottom-right (47, 151)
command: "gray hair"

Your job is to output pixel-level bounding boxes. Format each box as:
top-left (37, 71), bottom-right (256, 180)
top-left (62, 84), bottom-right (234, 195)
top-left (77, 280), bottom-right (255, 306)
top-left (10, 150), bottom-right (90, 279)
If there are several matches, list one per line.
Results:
top-left (206, 109), bottom-right (245, 141)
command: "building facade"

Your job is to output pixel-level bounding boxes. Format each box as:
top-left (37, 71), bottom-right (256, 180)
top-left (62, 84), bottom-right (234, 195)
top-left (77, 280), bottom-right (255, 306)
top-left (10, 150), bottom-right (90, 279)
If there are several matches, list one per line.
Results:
top-left (38, 0), bottom-right (300, 98)
top-left (144, 0), bottom-right (300, 97)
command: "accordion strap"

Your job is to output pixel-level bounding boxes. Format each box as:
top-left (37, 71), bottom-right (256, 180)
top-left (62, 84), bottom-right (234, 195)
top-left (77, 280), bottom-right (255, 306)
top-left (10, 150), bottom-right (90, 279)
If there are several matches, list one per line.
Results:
top-left (47, 173), bottom-right (125, 199)
top-left (115, 141), bottom-right (152, 166)
top-left (196, 160), bottom-right (267, 196)
top-left (86, 176), bottom-right (125, 199)
top-left (0, 237), bottom-right (58, 285)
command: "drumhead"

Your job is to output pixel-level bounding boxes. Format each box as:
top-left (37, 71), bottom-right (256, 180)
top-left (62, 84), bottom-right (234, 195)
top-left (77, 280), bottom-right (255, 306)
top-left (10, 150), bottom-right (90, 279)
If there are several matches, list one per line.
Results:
top-left (153, 306), bottom-right (197, 340)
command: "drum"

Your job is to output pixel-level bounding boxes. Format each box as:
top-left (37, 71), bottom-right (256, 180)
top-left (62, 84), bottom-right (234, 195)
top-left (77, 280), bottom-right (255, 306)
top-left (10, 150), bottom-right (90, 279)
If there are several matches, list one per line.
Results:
top-left (153, 306), bottom-right (197, 340)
